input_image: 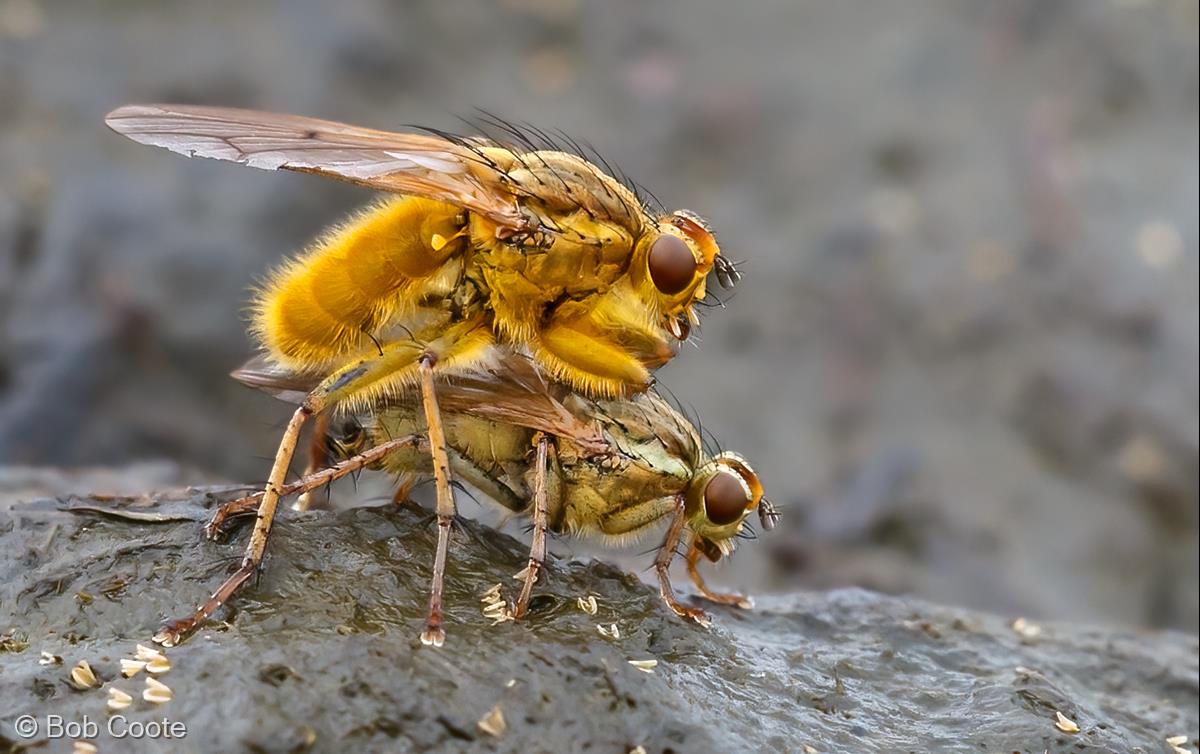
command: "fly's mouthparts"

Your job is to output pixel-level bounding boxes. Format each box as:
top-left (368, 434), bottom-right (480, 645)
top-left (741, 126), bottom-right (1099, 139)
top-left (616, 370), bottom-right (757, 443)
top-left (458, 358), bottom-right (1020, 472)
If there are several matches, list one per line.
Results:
top-left (666, 316), bottom-right (691, 341)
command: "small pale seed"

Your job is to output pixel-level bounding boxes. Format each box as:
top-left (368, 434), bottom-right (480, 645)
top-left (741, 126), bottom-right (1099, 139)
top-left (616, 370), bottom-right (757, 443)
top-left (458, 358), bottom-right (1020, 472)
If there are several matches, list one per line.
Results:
top-left (596, 623), bottom-right (621, 639)
top-left (145, 656), bottom-right (171, 675)
top-left (1166, 736), bottom-right (1188, 746)
top-left (106, 687), bottom-right (133, 712)
top-left (72, 742), bottom-right (98, 754)
top-left (628, 659), bottom-right (658, 673)
top-left (120, 659), bottom-right (146, 677)
top-left (1011, 617), bottom-right (1042, 639)
top-left (1054, 711), bottom-right (1080, 734)
top-left (143, 676), bottom-right (173, 704)
top-left (69, 660), bottom-right (99, 690)
top-left (135, 643), bottom-right (165, 662)
top-left (482, 601), bottom-right (510, 619)
top-left (477, 705), bottom-right (506, 737)
top-left (39, 651), bottom-right (62, 666)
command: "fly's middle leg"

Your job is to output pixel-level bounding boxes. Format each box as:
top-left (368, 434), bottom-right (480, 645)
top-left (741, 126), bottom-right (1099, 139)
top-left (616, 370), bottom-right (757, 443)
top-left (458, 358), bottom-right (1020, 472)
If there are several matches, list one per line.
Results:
top-left (418, 352), bottom-right (455, 647)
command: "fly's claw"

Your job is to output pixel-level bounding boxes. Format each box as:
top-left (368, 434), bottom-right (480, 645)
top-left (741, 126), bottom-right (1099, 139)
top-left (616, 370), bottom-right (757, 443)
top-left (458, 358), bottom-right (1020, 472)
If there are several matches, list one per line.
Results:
top-left (664, 600), bottom-right (711, 628)
top-left (152, 619), bottom-right (196, 648)
top-left (203, 514), bottom-right (230, 541)
top-left (204, 496), bottom-right (255, 540)
top-left (419, 626), bottom-right (446, 648)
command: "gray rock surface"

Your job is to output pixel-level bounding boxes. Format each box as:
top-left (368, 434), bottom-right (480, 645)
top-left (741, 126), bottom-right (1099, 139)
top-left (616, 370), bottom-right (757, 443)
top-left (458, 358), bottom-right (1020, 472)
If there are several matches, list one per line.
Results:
top-left (2, 480), bottom-right (1196, 754)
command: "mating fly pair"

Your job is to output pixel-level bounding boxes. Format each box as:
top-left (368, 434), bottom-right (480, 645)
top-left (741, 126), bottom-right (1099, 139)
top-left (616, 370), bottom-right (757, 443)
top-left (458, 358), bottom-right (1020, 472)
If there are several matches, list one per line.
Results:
top-left (104, 104), bottom-right (767, 647)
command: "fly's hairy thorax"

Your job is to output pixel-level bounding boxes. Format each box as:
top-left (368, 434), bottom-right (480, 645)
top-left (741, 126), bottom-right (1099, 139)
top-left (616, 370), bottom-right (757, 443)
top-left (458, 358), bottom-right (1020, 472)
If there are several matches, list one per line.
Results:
top-left (552, 393), bottom-right (700, 535)
top-left (469, 150), bottom-right (648, 345)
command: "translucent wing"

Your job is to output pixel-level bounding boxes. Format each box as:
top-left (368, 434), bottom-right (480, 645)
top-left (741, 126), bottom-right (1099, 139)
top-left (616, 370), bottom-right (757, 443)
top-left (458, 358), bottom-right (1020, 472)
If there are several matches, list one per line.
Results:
top-left (105, 104), bottom-right (529, 231)
top-left (230, 352), bottom-right (609, 455)
top-left (229, 355), bottom-right (319, 406)
top-left (435, 353), bottom-right (609, 454)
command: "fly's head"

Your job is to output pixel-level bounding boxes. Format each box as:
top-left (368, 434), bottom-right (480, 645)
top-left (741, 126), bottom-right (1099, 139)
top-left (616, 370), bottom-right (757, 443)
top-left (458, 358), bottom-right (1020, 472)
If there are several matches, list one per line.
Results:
top-left (684, 451), bottom-right (773, 561)
top-left (634, 210), bottom-right (731, 344)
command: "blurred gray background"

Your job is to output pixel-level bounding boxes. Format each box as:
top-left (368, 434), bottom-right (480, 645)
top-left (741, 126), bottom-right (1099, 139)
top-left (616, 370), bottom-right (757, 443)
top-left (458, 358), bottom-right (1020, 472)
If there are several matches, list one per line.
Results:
top-left (0, 0), bottom-right (1195, 632)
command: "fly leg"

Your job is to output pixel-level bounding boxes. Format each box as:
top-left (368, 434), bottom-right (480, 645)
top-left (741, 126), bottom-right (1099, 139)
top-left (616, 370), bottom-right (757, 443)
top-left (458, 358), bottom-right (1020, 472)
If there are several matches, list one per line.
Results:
top-left (418, 352), bottom-right (455, 648)
top-left (513, 433), bottom-right (551, 619)
top-left (390, 474), bottom-right (418, 507)
top-left (653, 497), bottom-right (711, 627)
top-left (155, 401), bottom-right (314, 646)
top-left (157, 321), bottom-right (493, 647)
top-left (295, 412), bottom-right (333, 512)
top-left (204, 433), bottom-right (426, 540)
top-left (685, 538), bottom-right (752, 609)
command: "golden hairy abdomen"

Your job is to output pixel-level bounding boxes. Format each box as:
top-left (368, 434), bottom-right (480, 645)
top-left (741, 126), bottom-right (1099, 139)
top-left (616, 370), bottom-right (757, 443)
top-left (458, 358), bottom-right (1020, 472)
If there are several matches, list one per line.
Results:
top-left (251, 196), bottom-right (465, 369)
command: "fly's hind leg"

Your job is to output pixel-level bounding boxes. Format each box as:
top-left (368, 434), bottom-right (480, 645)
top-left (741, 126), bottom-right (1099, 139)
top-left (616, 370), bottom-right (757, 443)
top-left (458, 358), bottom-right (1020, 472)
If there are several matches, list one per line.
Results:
top-left (685, 537), bottom-right (753, 609)
top-left (158, 321), bottom-right (493, 647)
top-left (203, 433), bottom-right (427, 540)
top-left (156, 402), bottom-right (315, 646)
top-left (514, 433), bottom-right (552, 619)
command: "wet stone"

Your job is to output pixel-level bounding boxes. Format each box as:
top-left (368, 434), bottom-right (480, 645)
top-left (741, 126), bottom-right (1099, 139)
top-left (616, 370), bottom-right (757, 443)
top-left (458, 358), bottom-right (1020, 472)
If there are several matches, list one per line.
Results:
top-left (1, 483), bottom-right (1196, 753)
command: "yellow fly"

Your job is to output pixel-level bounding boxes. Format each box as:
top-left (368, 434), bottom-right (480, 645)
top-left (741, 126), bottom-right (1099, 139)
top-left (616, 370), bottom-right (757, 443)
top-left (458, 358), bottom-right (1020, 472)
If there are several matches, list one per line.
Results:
top-left (214, 350), bottom-right (777, 626)
top-left (105, 105), bottom-right (738, 646)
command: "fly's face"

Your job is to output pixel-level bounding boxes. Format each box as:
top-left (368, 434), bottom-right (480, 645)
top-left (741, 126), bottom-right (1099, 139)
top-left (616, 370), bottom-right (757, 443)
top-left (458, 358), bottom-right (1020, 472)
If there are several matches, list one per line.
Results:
top-left (632, 210), bottom-right (723, 343)
top-left (684, 452), bottom-right (769, 560)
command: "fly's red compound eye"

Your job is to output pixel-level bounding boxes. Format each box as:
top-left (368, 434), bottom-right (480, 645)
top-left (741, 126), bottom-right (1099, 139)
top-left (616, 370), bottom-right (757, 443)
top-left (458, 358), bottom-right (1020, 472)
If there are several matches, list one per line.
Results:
top-left (703, 470), bottom-right (752, 525)
top-left (648, 233), bottom-right (697, 295)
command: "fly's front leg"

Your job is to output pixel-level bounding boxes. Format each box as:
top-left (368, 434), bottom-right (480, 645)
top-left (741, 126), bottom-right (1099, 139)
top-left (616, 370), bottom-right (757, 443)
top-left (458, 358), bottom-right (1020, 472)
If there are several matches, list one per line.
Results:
top-left (537, 281), bottom-right (676, 397)
top-left (653, 497), bottom-right (711, 627)
top-left (685, 537), bottom-right (752, 609)
top-left (514, 433), bottom-right (551, 619)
